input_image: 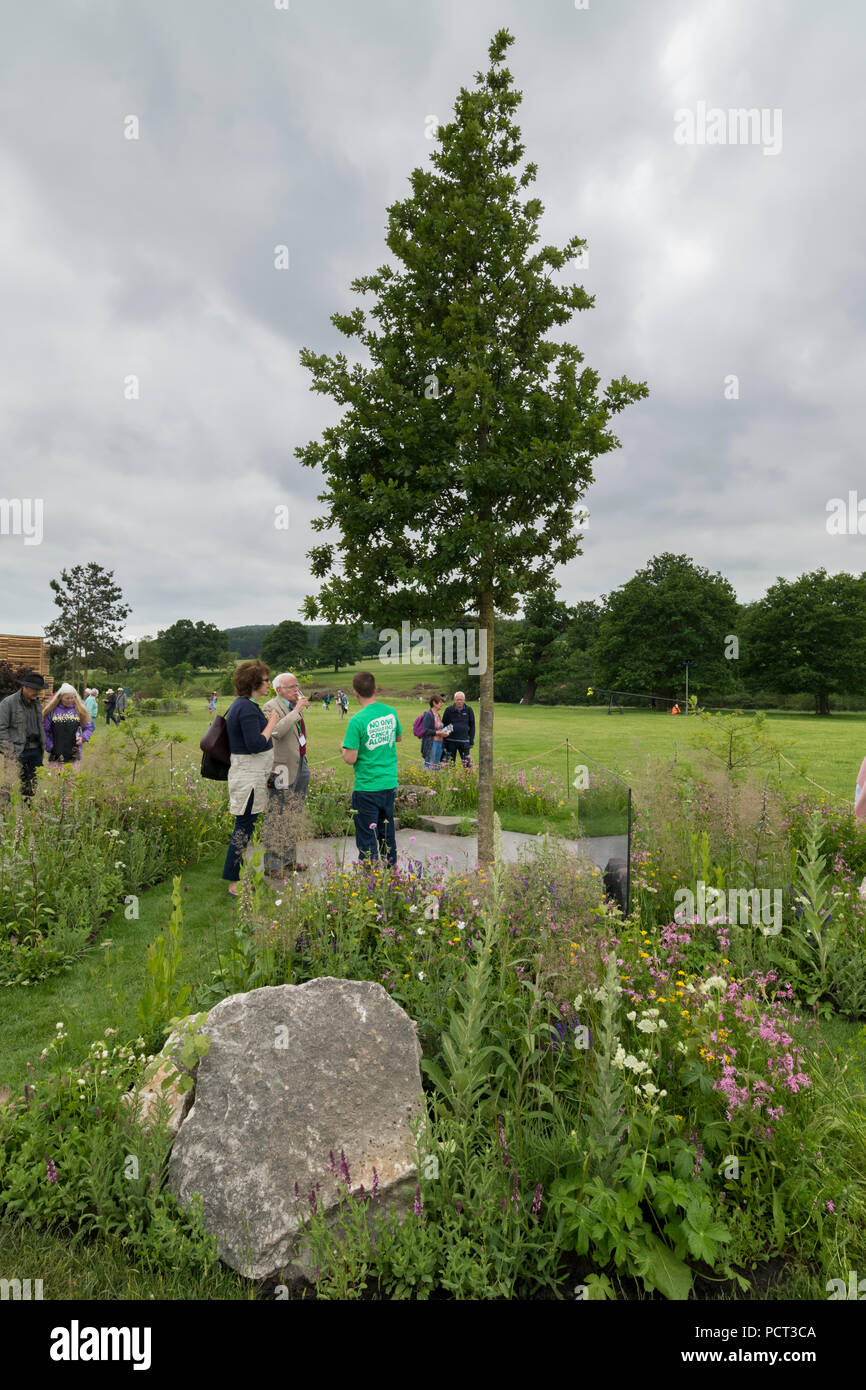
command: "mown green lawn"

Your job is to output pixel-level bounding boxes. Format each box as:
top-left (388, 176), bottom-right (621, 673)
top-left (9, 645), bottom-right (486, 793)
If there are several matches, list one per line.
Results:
top-left (0, 853), bottom-right (236, 1095)
top-left (114, 675), bottom-right (866, 805)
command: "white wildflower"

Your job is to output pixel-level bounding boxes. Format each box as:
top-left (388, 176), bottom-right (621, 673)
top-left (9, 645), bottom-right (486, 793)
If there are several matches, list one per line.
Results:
top-left (626, 1011), bottom-right (637, 1022)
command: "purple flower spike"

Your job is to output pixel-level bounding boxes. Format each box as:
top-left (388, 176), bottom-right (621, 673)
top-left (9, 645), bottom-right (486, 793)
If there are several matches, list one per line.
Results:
top-left (413, 1185), bottom-right (423, 1218)
top-left (328, 1149), bottom-right (337, 1174)
top-left (339, 1148), bottom-right (351, 1185)
top-left (531, 1183), bottom-right (542, 1216)
top-left (371, 1167), bottom-right (380, 1197)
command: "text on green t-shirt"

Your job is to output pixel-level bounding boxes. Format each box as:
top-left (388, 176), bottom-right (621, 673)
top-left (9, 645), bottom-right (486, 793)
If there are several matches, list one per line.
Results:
top-left (342, 702), bottom-right (402, 790)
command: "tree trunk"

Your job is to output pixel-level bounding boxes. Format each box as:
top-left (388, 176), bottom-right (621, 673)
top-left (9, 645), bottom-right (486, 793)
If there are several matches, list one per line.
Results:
top-left (815, 687), bottom-right (830, 716)
top-left (521, 678), bottom-right (537, 704)
top-left (477, 588), bottom-right (495, 865)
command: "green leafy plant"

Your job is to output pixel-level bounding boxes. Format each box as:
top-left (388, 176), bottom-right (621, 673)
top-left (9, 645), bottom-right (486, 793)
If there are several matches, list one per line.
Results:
top-left (135, 878), bottom-right (191, 1048)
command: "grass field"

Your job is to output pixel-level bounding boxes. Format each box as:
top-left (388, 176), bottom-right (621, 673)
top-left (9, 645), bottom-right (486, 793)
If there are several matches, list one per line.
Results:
top-left (115, 653), bottom-right (866, 805)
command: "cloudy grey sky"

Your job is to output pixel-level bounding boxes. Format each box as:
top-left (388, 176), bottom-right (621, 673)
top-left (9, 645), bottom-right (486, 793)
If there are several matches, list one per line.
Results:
top-left (2, 0), bottom-right (864, 639)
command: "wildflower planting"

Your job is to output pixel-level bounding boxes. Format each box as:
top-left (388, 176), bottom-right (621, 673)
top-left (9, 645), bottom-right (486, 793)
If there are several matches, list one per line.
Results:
top-left (2, 716), bottom-right (866, 1301)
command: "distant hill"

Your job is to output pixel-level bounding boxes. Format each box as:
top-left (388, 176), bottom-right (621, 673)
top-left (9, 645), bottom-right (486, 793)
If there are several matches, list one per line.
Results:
top-left (223, 622), bottom-right (382, 658)
top-left (222, 624), bottom-right (277, 657)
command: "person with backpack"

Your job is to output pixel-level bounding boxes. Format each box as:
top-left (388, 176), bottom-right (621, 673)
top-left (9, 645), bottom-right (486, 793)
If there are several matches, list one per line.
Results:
top-left (417, 695), bottom-right (450, 770)
top-left (341, 671), bottom-right (402, 865)
top-left (221, 661), bottom-right (282, 896)
top-left (114, 687), bottom-right (128, 721)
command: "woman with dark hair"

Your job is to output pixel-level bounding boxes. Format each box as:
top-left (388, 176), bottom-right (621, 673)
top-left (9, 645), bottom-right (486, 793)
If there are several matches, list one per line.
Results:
top-left (421, 694), bottom-right (450, 770)
top-left (222, 660), bottom-right (282, 896)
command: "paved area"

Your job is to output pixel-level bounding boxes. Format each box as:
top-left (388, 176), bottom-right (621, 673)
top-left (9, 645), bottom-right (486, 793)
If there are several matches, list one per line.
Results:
top-left (264, 829), bottom-right (627, 883)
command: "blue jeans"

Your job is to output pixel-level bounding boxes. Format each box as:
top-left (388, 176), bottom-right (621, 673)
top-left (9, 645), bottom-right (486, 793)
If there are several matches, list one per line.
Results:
top-left (222, 790), bottom-right (259, 882)
top-left (351, 788), bottom-right (397, 864)
top-left (424, 741), bottom-right (443, 770)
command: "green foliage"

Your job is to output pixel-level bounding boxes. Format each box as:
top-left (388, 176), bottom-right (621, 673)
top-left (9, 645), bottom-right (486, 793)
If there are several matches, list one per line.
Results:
top-left (771, 811), bottom-right (852, 1016)
top-left (135, 878), bottom-right (191, 1049)
top-left (743, 569), bottom-right (866, 715)
top-left (157, 618), bottom-right (226, 669)
top-left (314, 624), bottom-right (361, 674)
top-left (593, 553), bottom-right (739, 698)
top-left (110, 710), bottom-right (186, 783)
top-left (420, 869), bottom-right (501, 1121)
top-left (688, 708), bottom-right (787, 778)
top-left (260, 620), bottom-right (312, 672)
top-left (45, 563), bottom-right (131, 689)
top-left (221, 624), bottom-right (276, 658)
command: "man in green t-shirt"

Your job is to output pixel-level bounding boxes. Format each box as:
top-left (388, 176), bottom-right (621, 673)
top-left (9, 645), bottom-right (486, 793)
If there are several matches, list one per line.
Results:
top-left (340, 670), bottom-right (403, 864)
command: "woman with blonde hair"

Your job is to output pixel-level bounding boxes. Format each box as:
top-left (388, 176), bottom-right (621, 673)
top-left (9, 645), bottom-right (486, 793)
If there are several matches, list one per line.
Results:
top-left (42, 683), bottom-right (94, 768)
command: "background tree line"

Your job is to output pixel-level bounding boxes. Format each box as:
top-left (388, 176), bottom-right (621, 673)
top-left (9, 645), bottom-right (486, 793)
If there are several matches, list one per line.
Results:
top-left (36, 554), bottom-right (866, 715)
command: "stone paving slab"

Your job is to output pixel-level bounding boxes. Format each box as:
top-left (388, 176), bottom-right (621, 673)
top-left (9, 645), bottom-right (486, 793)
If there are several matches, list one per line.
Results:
top-left (263, 829), bottom-right (627, 884)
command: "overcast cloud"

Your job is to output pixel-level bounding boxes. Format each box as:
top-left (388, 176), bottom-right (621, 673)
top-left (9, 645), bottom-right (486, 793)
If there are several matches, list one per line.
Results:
top-left (1, 0), bottom-right (864, 639)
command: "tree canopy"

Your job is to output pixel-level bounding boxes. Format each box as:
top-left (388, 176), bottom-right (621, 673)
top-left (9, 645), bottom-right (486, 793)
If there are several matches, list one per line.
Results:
top-left (742, 568), bottom-right (866, 715)
top-left (316, 625), bottom-right (361, 674)
top-left (44, 563), bottom-right (131, 689)
top-left (260, 620), bottom-right (311, 673)
top-left (592, 553), bottom-right (739, 700)
top-left (296, 28), bottom-right (647, 860)
top-left (158, 619), bottom-right (226, 669)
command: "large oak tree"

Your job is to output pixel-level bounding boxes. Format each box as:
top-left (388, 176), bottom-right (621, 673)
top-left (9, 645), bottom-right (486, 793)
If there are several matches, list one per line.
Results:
top-left (743, 568), bottom-right (866, 715)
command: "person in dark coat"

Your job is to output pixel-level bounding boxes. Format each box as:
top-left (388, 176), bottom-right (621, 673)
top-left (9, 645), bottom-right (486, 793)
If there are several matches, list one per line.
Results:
top-left (0, 670), bottom-right (48, 799)
top-left (442, 691), bottom-right (475, 767)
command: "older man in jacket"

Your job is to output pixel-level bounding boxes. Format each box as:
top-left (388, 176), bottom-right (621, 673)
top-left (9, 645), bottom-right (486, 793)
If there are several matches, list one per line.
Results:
top-left (0, 669), bottom-right (48, 800)
top-left (262, 672), bottom-right (311, 878)
top-left (442, 691), bottom-right (475, 768)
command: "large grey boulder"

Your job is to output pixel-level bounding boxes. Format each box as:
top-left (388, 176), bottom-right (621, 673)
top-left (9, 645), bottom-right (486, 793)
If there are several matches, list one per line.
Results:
top-left (168, 978), bottom-right (423, 1282)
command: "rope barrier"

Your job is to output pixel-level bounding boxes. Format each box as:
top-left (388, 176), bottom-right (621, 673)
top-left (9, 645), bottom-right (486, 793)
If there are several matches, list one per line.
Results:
top-left (776, 752), bottom-right (844, 801)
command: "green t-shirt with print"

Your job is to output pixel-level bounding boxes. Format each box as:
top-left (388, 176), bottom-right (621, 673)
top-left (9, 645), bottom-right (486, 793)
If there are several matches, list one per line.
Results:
top-left (343, 702), bottom-right (402, 791)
